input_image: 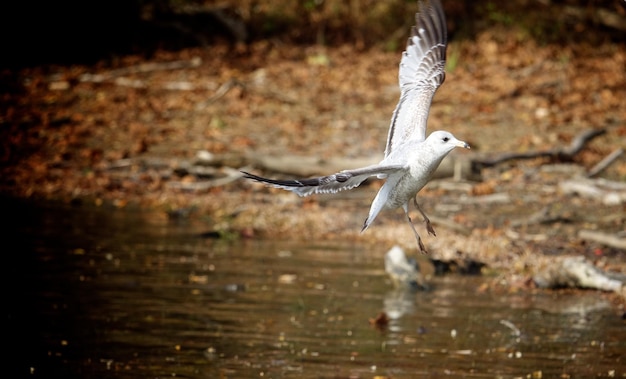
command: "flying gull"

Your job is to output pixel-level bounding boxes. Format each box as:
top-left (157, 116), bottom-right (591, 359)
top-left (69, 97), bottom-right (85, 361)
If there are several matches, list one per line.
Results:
top-left (242, 0), bottom-right (469, 253)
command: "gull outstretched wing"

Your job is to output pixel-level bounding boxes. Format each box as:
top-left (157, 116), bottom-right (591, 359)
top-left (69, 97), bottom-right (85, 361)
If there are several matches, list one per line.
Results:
top-left (384, 0), bottom-right (447, 157)
top-left (242, 164), bottom-right (404, 197)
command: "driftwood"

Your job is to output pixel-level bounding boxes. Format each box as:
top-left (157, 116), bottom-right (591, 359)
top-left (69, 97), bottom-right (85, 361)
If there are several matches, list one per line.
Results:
top-left (80, 77), bottom-right (209, 91)
top-left (78, 57), bottom-right (202, 84)
top-left (104, 155), bottom-right (244, 193)
top-left (533, 256), bottom-right (623, 293)
top-left (578, 230), bottom-right (626, 251)
top-left (475, 128), bottom-right (606, 168)
top-left (71, 57), bottom-right (214, 91)
top-left (459, 192), bottom-right (511, 205)
top-left (559, 176), bottom-right (626, 205)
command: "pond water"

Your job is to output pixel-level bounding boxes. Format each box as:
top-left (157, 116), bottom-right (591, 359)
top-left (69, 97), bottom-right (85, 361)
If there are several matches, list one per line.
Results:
top-left (6, 198), bottom-right (625, 378)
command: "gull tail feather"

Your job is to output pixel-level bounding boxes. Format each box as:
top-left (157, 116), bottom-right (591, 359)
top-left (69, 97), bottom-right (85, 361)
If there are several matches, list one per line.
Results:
top-left (361, 179), bottom-right (395, 233)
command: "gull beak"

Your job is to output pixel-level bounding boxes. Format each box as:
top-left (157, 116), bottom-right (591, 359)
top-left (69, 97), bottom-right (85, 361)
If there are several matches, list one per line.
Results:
top-left (456, 140), bottom-right (470, 149)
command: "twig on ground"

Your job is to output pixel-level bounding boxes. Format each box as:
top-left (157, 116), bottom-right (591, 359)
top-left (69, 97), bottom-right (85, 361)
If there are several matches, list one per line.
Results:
top-left (587, 148), bottom-right (624, 178)
top-left (196, 79), bottom-right (246, 109)
top-left (534, 256), bottom-right (623, 292)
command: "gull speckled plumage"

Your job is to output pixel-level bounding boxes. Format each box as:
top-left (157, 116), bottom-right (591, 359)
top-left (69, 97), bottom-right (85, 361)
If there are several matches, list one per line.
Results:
top-left (242, 0), bottom-right (469, 252)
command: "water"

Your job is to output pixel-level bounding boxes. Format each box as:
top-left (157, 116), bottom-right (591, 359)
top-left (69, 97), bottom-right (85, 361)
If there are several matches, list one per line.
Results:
top-left (6, 198), bottom-right (625, 378)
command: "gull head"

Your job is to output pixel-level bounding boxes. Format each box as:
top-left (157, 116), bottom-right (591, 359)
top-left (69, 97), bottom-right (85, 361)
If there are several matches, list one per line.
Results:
top-left (426, 131), bottom-right (470, 154)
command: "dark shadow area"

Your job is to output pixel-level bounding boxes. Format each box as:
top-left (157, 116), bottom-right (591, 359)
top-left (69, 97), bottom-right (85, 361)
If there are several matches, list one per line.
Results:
top-left (0, 0), bottom-right (243, 68)
top-left (1, 0), bottom-right (624, 68)
top-left (1, 1), bottom-right (142, 68)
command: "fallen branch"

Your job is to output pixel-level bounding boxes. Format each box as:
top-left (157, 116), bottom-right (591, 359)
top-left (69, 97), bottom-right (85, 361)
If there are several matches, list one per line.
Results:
top-left (559, 177), bottom-right (626, 205)
top-left (578, 230), bottom-right (626, 250)
top-left (458, 192), bottom-right (511, 205)
top-left (534, 256), bottom-right (623, 292)
top-left (79, 57), bottom-right (202, 83)
top-left (475, 128), bottom-right (606, 168)
top-left (587, 148), bottom-right (624, 178)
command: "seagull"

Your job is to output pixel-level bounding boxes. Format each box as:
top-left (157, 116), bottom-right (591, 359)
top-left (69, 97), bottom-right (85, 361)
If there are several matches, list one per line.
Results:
top-left (242, 0), bottom-right (469, 253)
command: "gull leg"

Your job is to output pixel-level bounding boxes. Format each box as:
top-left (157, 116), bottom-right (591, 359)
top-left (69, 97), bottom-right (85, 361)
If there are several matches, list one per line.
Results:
top-left (403, 205), bottom-right (428, 254)
top-left (414, 196), bottom-right (436, 236)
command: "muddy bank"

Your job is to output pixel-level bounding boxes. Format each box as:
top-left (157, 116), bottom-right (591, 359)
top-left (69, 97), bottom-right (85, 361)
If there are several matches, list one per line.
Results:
top-left (1, 26), bottom-right (625, 297)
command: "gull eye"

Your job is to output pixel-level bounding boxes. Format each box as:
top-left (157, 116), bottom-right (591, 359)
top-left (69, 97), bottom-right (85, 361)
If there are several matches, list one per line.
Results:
top-left (442, 136), bottom-right (450, 142)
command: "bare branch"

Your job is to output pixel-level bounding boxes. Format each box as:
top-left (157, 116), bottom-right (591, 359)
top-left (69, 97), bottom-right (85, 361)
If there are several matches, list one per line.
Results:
top-left (475, 128), bottom-right (606, 168)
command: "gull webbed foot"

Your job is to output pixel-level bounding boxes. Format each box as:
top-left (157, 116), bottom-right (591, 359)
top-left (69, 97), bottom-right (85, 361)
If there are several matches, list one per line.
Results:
top-left (425, 219), bottom-right (436, 237)
top-left (417, 235), bottom-right (428, 254)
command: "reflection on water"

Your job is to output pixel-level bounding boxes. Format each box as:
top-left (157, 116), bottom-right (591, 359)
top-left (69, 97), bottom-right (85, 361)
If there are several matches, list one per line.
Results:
top-left (6, 198), bottom-right (625, 378)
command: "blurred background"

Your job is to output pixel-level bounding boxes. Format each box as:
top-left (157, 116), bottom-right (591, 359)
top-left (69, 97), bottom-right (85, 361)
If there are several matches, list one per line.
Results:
top-left (1, 0), bottom-right (625, 67)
